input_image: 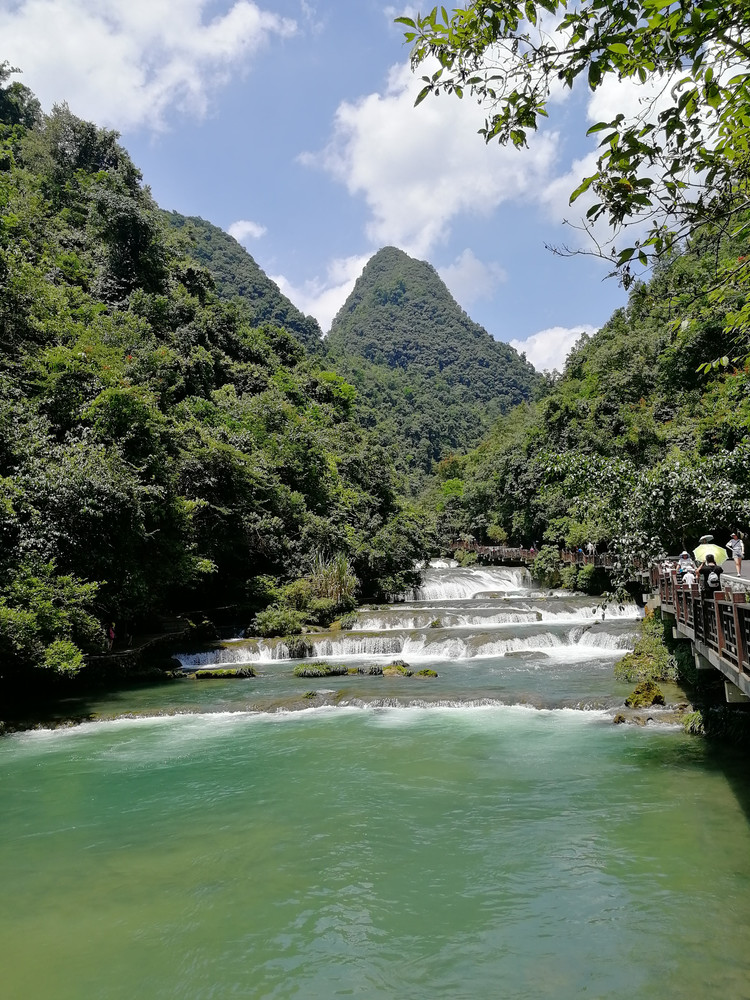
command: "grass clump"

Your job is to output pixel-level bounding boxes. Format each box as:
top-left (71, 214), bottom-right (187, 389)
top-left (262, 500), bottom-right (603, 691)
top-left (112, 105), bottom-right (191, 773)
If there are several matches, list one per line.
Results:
top-left (193, 667), bottom-right (256, 679)
top-left (293, 661), bottom-right (348, 678)
top-left (383, 660), bottom-right (412, 677)
top-left (614, 609), bottom-right (677, 683)
top-left (414, 668), bottom-right (438, 677)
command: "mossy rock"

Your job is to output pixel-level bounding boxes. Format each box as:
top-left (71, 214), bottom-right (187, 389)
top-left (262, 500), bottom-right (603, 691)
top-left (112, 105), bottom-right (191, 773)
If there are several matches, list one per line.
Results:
top-left (357, 665), bottom-right (383, 675)
top-left (613, 713), bottom-right (626, 724)
top-left (625, 680), bottom-right (665, 708)
top-left (284, 636), bottom-right (314, 659)
top-left (428, 619), bottom-right (443, 629)
top-left (414, 668), bottom-right (438, 678)
top-left (193, 667), bottom-right (256, 679)
top-left (383, 661), bottom-right (412, 677)
top-left (302, 691), bottom-right (317, 700)
top-left (293, 662), bottom-right (348, 678)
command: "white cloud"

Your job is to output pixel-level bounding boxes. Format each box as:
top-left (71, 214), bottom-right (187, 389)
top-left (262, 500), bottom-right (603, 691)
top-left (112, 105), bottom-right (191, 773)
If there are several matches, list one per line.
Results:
top-left (228, 219), bottom-right (267, 243)
top-left (0, 1), bottom-right (297, 130)
top-left (439, 249), bottom-right (507, 305)
top-left (302, 60), bottom-right (560, 258)
top-left (271, 253), bottom-right (370, 333)
top-left (510, 324), bottom-right (597, 372)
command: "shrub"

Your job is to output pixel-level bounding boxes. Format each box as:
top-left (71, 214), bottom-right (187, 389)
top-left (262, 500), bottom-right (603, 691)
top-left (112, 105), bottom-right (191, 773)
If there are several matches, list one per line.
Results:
top-left (306, 597), bottom-right (338, 627)
top-left (614, 611), bottom-right (676, 682)
top-left (283, 636), bottom-right (313, 659)
top-left (530, 545), bottom-right (562, 588)
top-left (252, 606), bottom-right (306, 637)
top-left (309, 552), bottom-right (358, 606)
top-left (42, 638), bottom-right (85, 676)
top-left (560, 565), bottom-right (579, 590)
top-left (279, 578), bottom-right (313, 611)
top-left (486, 524), bottom-right (508, 544)
top-left (337, 613), bottom-right (358, 631)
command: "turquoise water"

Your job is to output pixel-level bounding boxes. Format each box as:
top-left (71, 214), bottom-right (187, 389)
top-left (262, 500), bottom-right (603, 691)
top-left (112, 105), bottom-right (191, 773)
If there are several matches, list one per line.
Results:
top-left (2, 708), bottom-right (750, 999)
top-left (2, 565), bottom-right (750, 999)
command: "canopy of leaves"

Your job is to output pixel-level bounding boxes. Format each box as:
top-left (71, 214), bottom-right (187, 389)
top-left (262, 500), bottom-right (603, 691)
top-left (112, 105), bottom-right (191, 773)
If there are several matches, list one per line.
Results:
top-left (399, 3), bottom-right (750, 281)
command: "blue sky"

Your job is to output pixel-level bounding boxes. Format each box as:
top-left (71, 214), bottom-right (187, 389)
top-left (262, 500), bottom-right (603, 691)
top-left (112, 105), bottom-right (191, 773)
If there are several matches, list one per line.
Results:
top-left (2, 0), bottom-right (636, 371)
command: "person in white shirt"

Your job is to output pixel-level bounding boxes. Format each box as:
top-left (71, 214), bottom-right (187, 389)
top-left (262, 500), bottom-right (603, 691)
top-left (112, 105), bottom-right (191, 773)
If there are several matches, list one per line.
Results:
top-left (676, 551), bottom-right (695, 576)
top-left (727, 533), bottom-right (744, 576)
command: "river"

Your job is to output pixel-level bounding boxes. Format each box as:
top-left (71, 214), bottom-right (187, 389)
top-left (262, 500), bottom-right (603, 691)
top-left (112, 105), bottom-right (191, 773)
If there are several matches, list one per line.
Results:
top-left (2, 562), bottom-right (749, 999)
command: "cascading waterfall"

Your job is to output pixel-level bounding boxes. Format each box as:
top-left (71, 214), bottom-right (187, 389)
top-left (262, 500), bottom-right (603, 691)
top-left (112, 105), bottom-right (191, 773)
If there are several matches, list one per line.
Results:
top-left (411, 564), bottom-right (533, 600)
top-left (165, 558), bottom-right (650, 719)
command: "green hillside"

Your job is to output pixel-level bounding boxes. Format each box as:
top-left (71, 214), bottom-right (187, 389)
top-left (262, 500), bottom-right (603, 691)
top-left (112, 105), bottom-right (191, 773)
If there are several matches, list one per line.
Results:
top-left (326, 246), bottom-right (538, 478)
top-left (163, 211), bottom-right (323, 354)
top-left (0, 73), bottom-right (426, 700)
top-left (423, 219), bottom-right (750, 581)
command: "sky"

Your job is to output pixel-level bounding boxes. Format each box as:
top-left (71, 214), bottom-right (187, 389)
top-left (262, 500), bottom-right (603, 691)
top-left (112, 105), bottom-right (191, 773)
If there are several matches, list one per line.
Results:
top-left (1, 0), bottom-right (639, 372)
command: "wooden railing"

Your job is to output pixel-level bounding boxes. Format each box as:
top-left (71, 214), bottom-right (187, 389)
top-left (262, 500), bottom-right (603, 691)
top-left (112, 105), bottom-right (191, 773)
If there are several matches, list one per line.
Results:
top-left (455, 542), bottom-right (622, 570)
top-left (656, 565), bottom-right (750, 678)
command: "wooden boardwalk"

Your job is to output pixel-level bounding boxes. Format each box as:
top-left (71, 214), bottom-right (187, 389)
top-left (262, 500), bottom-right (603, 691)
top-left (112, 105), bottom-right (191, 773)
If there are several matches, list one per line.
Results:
top-left (456, 542), bottom-right (750, 701)
top-left (455, 543), bottom-right (622, 570)
top-left (650, 565), bottom-right (750, 701)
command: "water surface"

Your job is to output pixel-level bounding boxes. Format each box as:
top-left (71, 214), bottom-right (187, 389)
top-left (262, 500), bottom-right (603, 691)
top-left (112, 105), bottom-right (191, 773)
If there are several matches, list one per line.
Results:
top-left (2, 564), bottom-right (748, 999)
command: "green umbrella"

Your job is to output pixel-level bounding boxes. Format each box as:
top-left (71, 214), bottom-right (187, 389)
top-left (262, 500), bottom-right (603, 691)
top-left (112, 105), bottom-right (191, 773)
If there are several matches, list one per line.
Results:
top-left (693, 543), bottom-right (727, 564)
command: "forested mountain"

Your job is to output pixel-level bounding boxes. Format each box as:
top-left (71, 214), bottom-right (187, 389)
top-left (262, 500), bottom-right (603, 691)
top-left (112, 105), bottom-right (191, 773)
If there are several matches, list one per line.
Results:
top-left (326, 247), bottom-right (538, 478)
top-left (424, 219), bottom-right (750, 575)
top-left (0, 73), bottom-right (426, 697)
top-left (163, 211), bottom-right (323, 354)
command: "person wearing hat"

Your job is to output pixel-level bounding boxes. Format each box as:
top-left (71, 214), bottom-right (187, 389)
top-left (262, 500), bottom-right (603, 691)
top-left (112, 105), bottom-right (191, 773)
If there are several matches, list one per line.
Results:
top-left (726, 533), bottom-right (744, 576)
top-left (676, 551), bottom-right (695, 578)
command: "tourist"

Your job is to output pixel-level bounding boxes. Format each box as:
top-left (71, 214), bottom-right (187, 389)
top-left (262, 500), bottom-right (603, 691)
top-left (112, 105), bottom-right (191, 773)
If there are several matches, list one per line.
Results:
top-left (726, 532), bottom-right (744, 577)
top-left (676, 551), bottom-right (695, 576)
top-left (681, 567), bottom-right (696, 587)
top-left (696, 554), bottom-right (723, 597)
top-left (107, 622), bottom-right (115, 651)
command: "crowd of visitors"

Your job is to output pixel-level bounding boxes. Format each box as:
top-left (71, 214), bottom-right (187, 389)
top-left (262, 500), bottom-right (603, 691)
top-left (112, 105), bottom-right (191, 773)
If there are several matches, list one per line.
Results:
top-left (669, 532), bottom-right (745, 598)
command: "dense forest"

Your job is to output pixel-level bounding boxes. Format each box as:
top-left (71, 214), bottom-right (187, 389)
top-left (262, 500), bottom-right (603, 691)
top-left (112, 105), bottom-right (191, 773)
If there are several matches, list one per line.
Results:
top-left (420, 218), bottom-right (750, 588)
top-left (2, 53), bottom-right (750, 707)
top-left (162, 211), bottom-right (324, 355)
top-left (327, 247), bottom-right (538, 480)
top-left (0, 69), bottom-right (428, 699)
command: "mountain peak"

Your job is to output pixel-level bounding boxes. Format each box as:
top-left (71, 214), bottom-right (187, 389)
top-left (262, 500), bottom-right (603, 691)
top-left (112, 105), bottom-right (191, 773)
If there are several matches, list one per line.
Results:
top-left (328, 246), bottom-right (535, 396)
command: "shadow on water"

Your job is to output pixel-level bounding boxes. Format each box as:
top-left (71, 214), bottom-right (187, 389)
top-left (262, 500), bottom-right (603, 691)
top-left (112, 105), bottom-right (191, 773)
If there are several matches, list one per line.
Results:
top-left (622, 730), bottom-right (750, 828)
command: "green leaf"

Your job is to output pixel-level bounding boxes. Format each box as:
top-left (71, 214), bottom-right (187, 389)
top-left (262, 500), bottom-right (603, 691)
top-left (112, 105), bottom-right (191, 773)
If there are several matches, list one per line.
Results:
top-left (569, 174), bottom-right (596, 203)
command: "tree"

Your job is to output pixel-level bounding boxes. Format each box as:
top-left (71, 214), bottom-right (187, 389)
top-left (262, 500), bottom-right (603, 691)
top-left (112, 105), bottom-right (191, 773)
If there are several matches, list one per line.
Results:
top-left (398, 3), bottom-right (750, 282)
top-left (0, 62), bottom-right (41, 129)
